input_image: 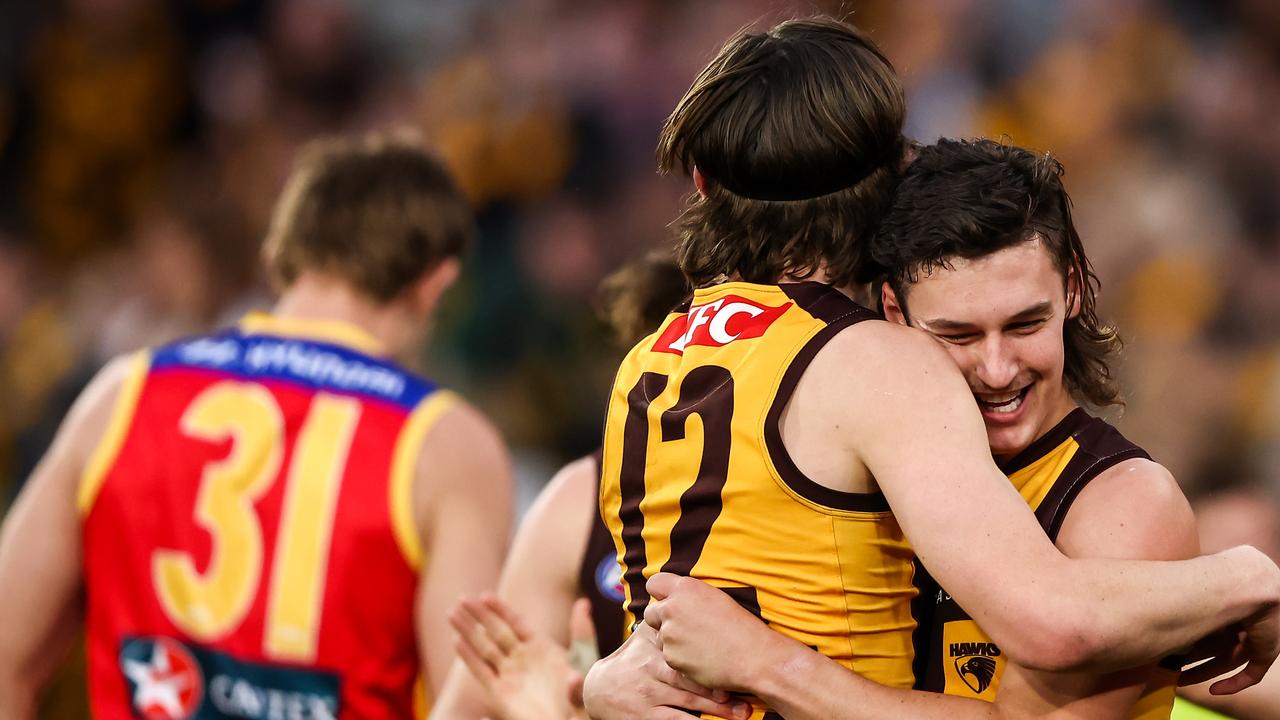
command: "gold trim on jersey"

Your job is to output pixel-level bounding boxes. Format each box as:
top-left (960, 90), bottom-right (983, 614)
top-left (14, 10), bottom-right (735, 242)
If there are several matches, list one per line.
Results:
top-left (1006, 435), bottom-right (1079, 508)
top-left (239, 312), bottom-right (385, 356)
top-left (389, 390), bottom-right (458, 570)
top-left (78, 351), bottom-right (152, 517)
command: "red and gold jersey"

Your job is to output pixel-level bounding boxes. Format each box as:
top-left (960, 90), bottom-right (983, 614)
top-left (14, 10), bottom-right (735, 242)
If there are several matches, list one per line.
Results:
top-left (601, 282), bottom-right (921, 718)
top-left (79, 313), bottom-right (455, 720)
top-left (916, 409), bottom-right (1177, 719)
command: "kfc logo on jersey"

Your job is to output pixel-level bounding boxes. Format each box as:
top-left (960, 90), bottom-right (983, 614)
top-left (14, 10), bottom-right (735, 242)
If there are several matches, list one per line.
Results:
top-left (120, 637), bottom-right (204, 719)
top-left (653, 296), bottom-right (791, 355)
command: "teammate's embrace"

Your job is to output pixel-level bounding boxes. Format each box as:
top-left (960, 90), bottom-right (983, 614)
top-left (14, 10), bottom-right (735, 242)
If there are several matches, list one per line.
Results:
top-left (879, 138), bottom-right (1193, 718)
top-left (0, 134), bottom-right (513, 718)
top-left (593, 138), bottom-right (1257, 719)
top-left (585, 16), bottom-right (1280, 720)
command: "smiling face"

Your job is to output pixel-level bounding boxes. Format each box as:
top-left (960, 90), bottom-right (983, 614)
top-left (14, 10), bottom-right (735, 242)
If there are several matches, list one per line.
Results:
top-left (883, 239), bottom-right (1080, 459)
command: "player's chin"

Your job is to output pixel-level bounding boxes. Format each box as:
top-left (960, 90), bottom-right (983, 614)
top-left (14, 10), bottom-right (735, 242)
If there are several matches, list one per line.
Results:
top-left (982, 396), bottom-right (1040, 457)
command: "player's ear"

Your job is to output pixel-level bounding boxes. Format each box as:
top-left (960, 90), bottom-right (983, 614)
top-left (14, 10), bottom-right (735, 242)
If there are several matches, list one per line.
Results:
top-left (882, 283), bottom-right (908, 326)
top-left (692, 166), bottom-right (708, 197)
top-left (1065, 266), bottom-right (1082, 320)
top-left (412, 257), bottom-right (460, 313)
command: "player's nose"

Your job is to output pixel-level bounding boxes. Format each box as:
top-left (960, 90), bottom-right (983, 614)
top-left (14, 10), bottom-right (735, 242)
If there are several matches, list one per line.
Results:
top-left (974, 338), bottom-right (1019, 390)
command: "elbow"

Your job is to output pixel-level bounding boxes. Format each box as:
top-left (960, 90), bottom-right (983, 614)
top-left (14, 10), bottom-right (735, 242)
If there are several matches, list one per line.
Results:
top-left (993, 601), bottom-right (1105, 673)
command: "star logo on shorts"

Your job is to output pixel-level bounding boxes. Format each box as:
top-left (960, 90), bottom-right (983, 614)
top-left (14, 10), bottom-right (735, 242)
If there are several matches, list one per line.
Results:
top-left (120, 637), bottom-right (204, 719)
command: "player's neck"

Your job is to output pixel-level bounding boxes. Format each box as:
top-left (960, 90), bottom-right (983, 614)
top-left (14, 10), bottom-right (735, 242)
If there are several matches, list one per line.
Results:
top-left (272, 274), bottom-right (415, 355)
top-left (775, 266), bottom-right (859, 300)
top-left (1024, 390), bottom-right (1081, 454)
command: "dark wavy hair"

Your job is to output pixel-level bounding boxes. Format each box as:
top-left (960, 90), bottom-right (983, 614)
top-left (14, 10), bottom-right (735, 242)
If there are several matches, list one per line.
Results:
top-left (657, 16), bottom-right (907, 289)
top-left (868, 138), bottom-right (1122, 407)
top-left (596, 251), bottom-right (689, 346)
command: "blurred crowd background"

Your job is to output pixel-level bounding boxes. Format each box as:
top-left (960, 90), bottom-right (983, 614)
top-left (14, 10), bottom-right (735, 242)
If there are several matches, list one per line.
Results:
top-left (1, 0), bottom-right (1279, 693)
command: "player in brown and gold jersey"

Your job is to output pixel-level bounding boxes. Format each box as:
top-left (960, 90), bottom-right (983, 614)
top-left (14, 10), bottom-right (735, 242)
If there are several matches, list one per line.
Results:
top-left (884, 139), bottom-right (1197, 718)
top-left (588, 138), bottom-right (1252, 719)
top-left (584, 17), bottom-right (1280, 720)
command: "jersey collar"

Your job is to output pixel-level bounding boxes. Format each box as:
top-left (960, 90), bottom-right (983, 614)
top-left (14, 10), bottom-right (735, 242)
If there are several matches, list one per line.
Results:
top-left (238, 312), bottom-right (386, 356)
top-left (996, 407), bottom-right (1091, 476)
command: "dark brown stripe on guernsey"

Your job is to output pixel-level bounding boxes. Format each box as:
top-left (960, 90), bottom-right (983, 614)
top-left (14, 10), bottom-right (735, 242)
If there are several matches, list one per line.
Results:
top-left (617, 372), bottom-right (668, 619)
top-left (658, 365), bottom-right (734, 578)
top-left (1034, 415), bottom-right (1151, 542)
top-left (765, 284), bottom-right (888, 512)
top-left (778, 281), bottom-right (882, 324)
top-left (997, 408), bottom-right (1090, 476)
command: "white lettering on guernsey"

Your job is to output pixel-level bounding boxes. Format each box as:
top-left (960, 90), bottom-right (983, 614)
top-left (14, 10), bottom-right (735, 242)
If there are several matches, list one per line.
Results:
top-left (707, 301), bottom-right (765, 345)
top-left (173, 337), bottom-right (407, 399)
top-left (209, 675), bottom-right (338, 720)
top-left (179, 338), bottom-right (242, 367)
top-left (669, 299), bottom-right (723, 352)
top-left (242, 340), bottom-right (406, 399)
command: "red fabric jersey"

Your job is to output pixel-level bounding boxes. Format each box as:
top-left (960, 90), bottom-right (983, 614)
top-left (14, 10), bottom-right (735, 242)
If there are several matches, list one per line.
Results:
top-left (79, 314), bottom-right (452, 720)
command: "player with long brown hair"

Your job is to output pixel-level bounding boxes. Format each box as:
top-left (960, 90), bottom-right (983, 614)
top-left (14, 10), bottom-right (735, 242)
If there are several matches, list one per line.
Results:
top-left (583, 16), bottom-right (1280, 720)
top-left (0, 134), bottom-right (514, 719)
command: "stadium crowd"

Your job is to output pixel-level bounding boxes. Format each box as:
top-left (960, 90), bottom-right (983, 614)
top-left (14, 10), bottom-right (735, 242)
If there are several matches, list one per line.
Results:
top-left (0, 4), bottom-right (1278, 713)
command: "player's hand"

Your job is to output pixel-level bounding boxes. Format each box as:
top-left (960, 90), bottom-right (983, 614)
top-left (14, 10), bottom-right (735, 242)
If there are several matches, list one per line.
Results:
top-left (644, 572), bottom-right (794, 694)
top-left (1180, 549), bottom-right (1280, 695)
top-left (582, 622), bottom-right (750, 720)
top-left (1180, 605), bottom-right (1280, 695)
top-left (450, 594), bottom-right (585, 720)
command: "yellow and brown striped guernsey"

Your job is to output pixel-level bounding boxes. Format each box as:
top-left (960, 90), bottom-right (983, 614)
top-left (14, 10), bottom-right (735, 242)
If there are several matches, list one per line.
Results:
top-left (915, 409), bottom-right (1178, 719)
top-left (578, 450), bottom-right (627, 657)
top-left (600, 281), bottom-right (919, 718)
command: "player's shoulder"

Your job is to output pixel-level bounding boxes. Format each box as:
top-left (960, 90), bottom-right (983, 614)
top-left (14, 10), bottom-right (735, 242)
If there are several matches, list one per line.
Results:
top-left (540, 453), bottom-right (600, 503)
top-left (70, 350), bottom-right (151, 441)
top-left (89, 350), bottom-right (150, 398)
top-left (1067, 412), bottom-right (1150, 465)
top-left (1059, 450), bottom-right (1196, 560)
top-left (814, 319), bottom-right (967, 394)
top-left (515, 454), bottom-right (599, 555)
top-left (415, 393), bottom-right (508, 469)
top-left (826, 316), bottom-right (940, 355)
top-left (1078, 456), bottom-right (1183, 517)
top-left (1056, 412), bottom-right (1179, 532)
top-left (408, 393), bottom-right (513, 548)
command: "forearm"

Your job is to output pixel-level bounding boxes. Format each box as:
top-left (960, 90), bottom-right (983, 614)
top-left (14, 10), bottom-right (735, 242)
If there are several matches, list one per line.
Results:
top-left (1053, 546), bottom-right (1278, 672)
top-left (752, 641), bottom-right (1003, 720)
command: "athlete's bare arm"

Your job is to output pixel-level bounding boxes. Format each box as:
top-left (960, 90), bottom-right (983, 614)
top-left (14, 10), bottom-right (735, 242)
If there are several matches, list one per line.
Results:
top-left (819, 321), bottom-right (1277, 677)
top-left (730, 460), bottom-right (1198, 720)
top-left (0, 356), bottom-right (130, 719)
top-left (430, 456), bottom-right (594, 718)
top-left (617, 467), bottom-right (1196, 720)
top-left (988, 459), bottom-right (1199, 717)
top-left (413, 399), bottom-right (514, 697)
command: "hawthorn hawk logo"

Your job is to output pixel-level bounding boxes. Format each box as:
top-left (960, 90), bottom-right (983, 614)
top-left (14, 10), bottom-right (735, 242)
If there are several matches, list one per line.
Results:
top-left (948, 640), bottom-right (1001, 695)
top-left (955, 655), bottom-right (998, 694)
top-left (120, 637), bottom-right (204, 719)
